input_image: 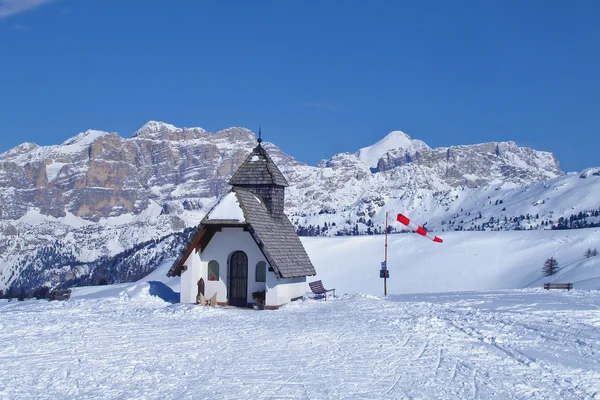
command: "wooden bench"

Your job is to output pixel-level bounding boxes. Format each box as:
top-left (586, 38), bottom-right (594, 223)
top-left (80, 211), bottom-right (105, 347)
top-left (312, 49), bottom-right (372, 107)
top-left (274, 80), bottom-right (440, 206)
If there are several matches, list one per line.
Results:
top-left (309, 280), bottom-right (335, 300)
top-left (49, 289), bottom-right (72, 301)
top-left (543, 283), bottom-right (573, 290)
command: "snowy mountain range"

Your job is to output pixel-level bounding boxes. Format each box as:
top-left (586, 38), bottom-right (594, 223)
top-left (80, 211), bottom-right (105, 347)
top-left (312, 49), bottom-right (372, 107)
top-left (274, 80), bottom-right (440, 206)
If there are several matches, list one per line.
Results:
top-left (1, 121), bottom-right (598, 291)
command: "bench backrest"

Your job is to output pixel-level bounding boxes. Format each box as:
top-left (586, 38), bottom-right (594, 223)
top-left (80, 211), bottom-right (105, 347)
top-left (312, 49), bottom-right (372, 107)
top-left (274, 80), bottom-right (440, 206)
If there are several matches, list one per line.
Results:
top-left (543, 283), bottom-right (573, 289)
top-left (50, 289), bottom-right (72, 301)
top-left (309, 280), bottom-right (326, 294)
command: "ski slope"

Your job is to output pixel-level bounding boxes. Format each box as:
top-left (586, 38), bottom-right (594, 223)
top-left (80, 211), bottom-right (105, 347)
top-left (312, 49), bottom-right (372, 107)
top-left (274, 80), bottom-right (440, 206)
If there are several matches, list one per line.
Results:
top-left (1, 230), bottom-right (600, 399)
top-left (305, 229), bottom-right (600, 295)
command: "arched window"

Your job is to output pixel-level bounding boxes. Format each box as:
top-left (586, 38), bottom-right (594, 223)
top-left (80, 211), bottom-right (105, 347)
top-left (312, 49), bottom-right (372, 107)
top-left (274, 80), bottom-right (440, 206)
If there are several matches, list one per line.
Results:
top-left (255, 261), bottom-right (266, 282)
top-left (208, 260), bottom-right (219, 281)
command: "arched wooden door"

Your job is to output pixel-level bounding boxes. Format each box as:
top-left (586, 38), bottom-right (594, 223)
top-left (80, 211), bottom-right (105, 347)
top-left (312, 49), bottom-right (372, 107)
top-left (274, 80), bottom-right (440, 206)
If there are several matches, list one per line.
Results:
top-left (229, 251), bottom-right (248, 307)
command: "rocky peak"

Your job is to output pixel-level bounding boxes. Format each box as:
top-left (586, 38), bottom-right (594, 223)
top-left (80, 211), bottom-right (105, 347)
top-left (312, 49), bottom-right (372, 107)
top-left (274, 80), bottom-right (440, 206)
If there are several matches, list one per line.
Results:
top-left (132, 121), bottom-right (211, 141)
top-left (0, 142), bottom-right (40, 161)
top-left (61, 130), bottom-right (112, 147)
top-left (133, 121), bottom-right (178, 137)
top-left (212, 127), bottom-right (256, 142)
top-left (355, 130), bottom-right (431, 168)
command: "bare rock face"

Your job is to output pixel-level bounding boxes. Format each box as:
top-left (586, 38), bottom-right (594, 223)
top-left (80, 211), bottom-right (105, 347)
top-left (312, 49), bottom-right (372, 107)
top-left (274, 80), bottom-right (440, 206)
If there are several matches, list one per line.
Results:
top-left (281, 139), bottom-right (561, 219)
top-left (0, 121), bottom-right (563, 223)
top-left (0, 124), bottom-right (268, 220)
top-left (0, 121), bottom-right (566, 291)
top-left (2, 224), bottom-right (17, 236)
top-left (373, 141), bottom-right (560, 188)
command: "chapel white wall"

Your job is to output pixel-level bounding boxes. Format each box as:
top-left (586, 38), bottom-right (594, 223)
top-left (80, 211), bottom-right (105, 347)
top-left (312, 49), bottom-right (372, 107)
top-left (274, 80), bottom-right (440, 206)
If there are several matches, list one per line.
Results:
top-left (192, 227), bottom-right (268, 304)
top-left (180, 249), bottom-right (202, 304)
top-left (180, 227), bottom-right (310, 307)
top-left (265, 274), bottom-right (307, 307)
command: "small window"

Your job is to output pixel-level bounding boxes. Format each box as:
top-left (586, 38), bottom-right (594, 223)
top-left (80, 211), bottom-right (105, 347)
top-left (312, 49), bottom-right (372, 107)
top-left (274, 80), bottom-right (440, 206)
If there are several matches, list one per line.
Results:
top-left (255, 261), bottom-right (266, 282)
top-left (208, 260), bottom-right (219, 281)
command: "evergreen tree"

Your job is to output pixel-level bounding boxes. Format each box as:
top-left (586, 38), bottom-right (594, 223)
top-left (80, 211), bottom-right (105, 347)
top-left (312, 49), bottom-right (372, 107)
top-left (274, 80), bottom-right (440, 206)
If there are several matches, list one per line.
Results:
top-left (33, 286), bottom-right (50, 299)
top-left (9, 285), bottom-right (19, 299)
top-left (96, 274), bottom-right (108, 286)
top-left (592, 248), bottom-right (598, 257)
top-left (584, 248), bottom-right (593, 258)
top-left (542, 257), bottom-right (559, 276)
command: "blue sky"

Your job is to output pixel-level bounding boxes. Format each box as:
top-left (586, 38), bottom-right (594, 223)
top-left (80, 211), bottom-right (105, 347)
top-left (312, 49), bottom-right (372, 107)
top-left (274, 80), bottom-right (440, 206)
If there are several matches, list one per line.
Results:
top-left (1, 0), bottom-right (598, 171)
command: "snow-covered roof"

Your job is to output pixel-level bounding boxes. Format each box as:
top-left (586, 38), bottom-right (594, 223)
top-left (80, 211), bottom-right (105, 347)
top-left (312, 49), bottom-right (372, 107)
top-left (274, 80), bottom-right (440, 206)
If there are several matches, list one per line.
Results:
top-left (204, 192), bottom-right (246, 223)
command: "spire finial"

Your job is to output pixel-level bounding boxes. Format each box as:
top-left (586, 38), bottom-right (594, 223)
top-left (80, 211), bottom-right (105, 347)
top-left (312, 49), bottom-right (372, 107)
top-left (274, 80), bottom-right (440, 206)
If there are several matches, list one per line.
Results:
top-left (257, 125), bottom-right (263, 144)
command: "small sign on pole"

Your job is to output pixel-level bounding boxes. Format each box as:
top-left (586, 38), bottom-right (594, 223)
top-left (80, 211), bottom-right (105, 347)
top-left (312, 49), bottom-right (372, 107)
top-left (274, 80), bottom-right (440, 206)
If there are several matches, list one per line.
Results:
top-left (380, 261), bottom-right (388, 278)
top-left (383, 212), bottom-right (389, 295)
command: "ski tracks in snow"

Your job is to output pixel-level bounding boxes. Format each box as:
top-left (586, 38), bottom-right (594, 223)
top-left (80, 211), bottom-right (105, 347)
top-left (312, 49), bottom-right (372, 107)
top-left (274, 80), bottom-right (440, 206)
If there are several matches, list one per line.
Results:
top-left (1, 290), bottom-right (600, 399)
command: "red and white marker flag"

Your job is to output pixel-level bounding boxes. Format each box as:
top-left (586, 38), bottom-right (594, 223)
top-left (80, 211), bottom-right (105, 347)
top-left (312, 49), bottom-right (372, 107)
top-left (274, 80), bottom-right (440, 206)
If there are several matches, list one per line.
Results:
top-left (396, 213), bottom-right (443, 243)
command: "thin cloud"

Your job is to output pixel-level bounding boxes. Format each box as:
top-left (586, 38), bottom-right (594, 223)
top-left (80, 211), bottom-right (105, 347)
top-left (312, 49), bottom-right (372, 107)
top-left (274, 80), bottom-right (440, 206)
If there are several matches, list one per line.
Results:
top-left (13, 23), bottom-right (31, 30)
top-left (303, 101), bottom-right (338, 111)
top-left (0, 0), bottom-right (56, 18)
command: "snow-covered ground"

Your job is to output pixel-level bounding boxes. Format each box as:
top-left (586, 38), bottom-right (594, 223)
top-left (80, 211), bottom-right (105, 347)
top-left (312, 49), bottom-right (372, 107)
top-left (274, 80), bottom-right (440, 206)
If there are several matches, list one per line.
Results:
top-left (2, 231), bottom-right (600, 399)
top-left (305, 229), bottom-right (600, 295)
top-left (1, 287), bottom-right (599, 399)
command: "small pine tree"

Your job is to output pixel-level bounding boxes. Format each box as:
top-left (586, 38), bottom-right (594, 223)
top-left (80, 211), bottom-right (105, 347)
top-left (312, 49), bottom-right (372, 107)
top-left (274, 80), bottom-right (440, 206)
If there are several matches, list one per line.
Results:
top-left (542, 257), bottom-right (559, 276)
top-left (592, 248), bottom-right (598, 257)
top-left (585, 248), bottom-right (593, 258)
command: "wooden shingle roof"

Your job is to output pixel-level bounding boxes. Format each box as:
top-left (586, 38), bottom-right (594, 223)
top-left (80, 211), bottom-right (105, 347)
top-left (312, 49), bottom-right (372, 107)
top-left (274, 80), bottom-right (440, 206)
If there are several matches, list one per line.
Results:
top-left (228, 144), bottom-right (289, 187)
top-left (234, 188), bottom-right (316, 278)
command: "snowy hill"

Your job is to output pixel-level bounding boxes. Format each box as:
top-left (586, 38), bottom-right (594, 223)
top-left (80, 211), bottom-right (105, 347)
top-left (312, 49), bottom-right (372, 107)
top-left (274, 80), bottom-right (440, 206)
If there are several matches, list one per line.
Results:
top-left (1, 232), bottom-right (600, 399)
top-left (66, 228), bottom-right (600, 301)
top-left (0, 121), bottom-right (597, 292)
top-left (305, 229), bottom-right (600, 295)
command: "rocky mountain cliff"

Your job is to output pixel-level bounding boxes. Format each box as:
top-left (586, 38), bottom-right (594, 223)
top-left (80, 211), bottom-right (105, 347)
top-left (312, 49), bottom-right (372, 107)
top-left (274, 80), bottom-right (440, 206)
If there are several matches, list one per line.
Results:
top-left (2, 121), bottom-right (593, 293)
